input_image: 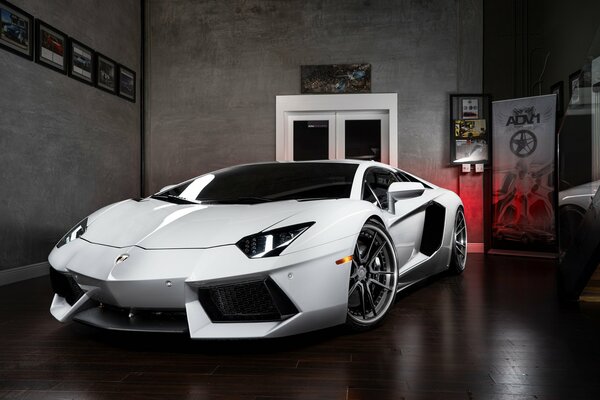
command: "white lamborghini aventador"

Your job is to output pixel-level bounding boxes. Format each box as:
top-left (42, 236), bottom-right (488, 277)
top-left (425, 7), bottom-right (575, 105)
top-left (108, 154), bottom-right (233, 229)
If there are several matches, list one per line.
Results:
top-left (49, 160), bottom-right (467, 338)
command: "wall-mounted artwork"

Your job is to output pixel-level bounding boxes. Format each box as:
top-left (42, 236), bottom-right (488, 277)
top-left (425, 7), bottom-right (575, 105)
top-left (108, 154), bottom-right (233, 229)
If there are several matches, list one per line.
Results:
top-left (301, 64), bottom-right (371, 94)
top-left (68, 38), bottom-right (94, 85)
top-left (117, 64), bottom-right (135, 102)
top-left (35, 20), bottom-right (67, 73)
top-left (0, 0), bottom-right (33, 60)
top-left (96, 52), bottom-right (116, 94)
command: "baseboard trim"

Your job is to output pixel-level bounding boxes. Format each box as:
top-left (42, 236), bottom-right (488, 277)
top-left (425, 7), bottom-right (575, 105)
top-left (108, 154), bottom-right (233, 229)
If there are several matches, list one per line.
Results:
top-left (468, 243), bottom-right (484, 253)
top-left (0, 262), bottom-right (49, 287)
top-left (486, 249), bottom-right (558, 259)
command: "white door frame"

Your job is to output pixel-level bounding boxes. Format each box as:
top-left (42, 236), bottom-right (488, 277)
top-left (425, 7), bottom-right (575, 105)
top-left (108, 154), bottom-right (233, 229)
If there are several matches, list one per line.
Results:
top-left (276, 93), bottom-right (398, 167)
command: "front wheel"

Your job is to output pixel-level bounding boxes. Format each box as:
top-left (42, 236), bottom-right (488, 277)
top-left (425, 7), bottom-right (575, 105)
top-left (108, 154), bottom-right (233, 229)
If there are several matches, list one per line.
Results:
top-left (449, 207), bottom-right (467, 274)
top-left (346, 220), bottom-right (398, 330)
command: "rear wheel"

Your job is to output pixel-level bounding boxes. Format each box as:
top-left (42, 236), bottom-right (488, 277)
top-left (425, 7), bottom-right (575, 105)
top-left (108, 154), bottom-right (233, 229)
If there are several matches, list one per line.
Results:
top-left (449, 207), bottom-right (467, 274)
top-left (346, 220), bottom-right (398, 330)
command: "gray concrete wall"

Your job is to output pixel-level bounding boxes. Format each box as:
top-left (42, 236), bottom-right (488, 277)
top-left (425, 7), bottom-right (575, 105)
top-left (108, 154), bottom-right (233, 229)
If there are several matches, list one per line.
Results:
top-left (146, 0), bottom-right (484, 240)
top-left (0, 0), bottom-right (141, 270)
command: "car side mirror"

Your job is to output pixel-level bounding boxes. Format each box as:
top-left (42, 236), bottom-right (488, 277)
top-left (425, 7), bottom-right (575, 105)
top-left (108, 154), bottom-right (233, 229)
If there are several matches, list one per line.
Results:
top-left (387, 182), bottom-right (425, 213)
top-left (159, 184), bottom-right (176, 193)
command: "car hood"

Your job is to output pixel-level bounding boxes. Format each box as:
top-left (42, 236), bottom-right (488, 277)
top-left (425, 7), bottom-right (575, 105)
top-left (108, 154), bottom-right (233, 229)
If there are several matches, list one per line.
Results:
top-left (82, 198), bottom-right (315, 249)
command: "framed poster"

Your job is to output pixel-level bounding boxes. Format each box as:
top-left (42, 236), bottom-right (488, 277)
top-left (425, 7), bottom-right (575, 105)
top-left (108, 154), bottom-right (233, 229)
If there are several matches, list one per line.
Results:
top-left (68, 38), bottom-right (94, 85)
top-left (449, 94), bottom-right (491, 164)
top-left (117, 64), bottom-right (135, 102)
top-left (35, 20), bottom-right (67, 73)
top-left (95, 52), bottom-right (116, 94)
top-left (0, 0), bottom-right (33, 60)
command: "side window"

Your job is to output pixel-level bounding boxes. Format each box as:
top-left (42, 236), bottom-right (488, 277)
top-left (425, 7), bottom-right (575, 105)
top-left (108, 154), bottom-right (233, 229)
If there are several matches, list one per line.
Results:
top-left (362, 168), bottom-right (399, 209)
top-left (395, 168), bottom-right (432, 189)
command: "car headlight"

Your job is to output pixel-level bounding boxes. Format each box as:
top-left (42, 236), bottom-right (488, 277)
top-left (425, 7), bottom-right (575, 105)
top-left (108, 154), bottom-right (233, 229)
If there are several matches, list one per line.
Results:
top-left (236, 222), bottom-right (314, 258)
top-left (56, 218), bottom-right (88, 248)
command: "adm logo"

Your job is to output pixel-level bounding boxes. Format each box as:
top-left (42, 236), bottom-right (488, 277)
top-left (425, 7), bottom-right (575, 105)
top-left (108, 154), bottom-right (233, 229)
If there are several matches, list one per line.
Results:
top-left (506, 106), bottom-right (540, 126)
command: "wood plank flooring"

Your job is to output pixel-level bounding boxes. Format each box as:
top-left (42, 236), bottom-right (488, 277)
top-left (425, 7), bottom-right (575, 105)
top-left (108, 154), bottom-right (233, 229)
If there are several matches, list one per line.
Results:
top-left (1, 254), bottom-right (600, 399)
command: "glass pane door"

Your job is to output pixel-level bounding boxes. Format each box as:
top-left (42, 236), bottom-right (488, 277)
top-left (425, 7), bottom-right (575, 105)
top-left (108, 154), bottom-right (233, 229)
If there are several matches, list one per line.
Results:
top-left (285, 113), bottom-right (335, 161)
top-left (336, 112), bottom-right (389, 164)
top-left (344, 119), bottom-right (382, 161)
top-left (293, 120), bottom-right (329, 160)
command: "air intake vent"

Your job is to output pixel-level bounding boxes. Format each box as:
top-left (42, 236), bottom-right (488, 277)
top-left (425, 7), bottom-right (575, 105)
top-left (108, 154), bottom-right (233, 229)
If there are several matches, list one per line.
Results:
top-left (420, 202), bottom-right (446, 256)
top-left (49, 267), bottom-right (85, 306)
top-left (198, 278), bottom-right (298, 322)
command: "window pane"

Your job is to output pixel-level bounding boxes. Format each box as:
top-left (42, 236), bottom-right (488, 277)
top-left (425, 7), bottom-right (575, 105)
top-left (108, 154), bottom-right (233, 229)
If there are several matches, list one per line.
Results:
top-left (293, 120), bottom-right (329, 160)
top-left (345, 120), bottom-right (381, 161)
top-left (362, 168), bottom-right (398, 209)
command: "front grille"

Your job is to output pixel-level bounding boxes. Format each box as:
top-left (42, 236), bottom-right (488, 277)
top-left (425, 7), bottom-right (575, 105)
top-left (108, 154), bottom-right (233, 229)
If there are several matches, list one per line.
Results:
top-left (49, 267), bottom-right (85, 306)
top-left (73, 305), bottom-right (188, 333)
top-left (198, 278), bottom-right (298, 322)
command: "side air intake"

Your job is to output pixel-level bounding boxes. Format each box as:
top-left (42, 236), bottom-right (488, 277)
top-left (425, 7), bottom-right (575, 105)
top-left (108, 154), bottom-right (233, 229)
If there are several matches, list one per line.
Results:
top-left (420, 202), bottom-right (446, 256)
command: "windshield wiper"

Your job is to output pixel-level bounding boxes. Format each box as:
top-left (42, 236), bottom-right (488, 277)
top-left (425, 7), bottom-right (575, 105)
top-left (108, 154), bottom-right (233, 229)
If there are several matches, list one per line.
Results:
top-left (150, 194), bottom-right (199, 205)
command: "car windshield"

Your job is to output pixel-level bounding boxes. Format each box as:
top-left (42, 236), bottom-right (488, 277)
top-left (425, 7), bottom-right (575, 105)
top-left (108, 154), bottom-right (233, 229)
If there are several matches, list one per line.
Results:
top-left (153, 162), bottom-right (358, 204)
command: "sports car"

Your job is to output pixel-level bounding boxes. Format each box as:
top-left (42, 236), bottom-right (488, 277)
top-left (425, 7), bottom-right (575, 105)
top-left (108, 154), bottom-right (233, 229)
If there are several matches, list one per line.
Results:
top-left (49, 160), bottom-right (467, 338)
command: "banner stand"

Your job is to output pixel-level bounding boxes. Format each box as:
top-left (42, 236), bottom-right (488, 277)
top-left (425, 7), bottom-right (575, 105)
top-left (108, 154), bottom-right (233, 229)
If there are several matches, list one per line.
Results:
top-left (489, 95), bottom-right (558, 256)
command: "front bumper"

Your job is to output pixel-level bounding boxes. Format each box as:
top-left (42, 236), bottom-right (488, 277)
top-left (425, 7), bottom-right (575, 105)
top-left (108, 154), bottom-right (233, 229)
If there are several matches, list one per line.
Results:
top-left (49, 236), bottom-right (355, 338)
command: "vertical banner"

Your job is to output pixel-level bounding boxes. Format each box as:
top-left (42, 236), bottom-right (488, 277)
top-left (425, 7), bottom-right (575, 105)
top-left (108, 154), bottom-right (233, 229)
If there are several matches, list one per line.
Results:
top-left (491, 95), bottom-right (557, 254)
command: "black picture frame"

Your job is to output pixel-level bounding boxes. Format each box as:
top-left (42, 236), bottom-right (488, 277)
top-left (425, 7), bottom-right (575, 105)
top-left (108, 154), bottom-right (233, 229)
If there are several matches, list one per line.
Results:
top-left (117, 64), bottom-right (136, 102)
top-left (35, 20), bottom-right (67, 73)
top-left (0, 0), bottom-right (33, 60)
top-left (68, 38), bottom-right (94, 85)
top-left (550, 81), bottom-right (563, 118)
top-left (568, 70), bottom-right (581, 106)
top-left (449, 94), bottom-right (492, 165)
top-left (95, 52), bottom-right (117, 94)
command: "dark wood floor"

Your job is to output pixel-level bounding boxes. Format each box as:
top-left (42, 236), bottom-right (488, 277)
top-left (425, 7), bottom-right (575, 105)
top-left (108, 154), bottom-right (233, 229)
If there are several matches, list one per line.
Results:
top-left (1, 254), bottom-right (600, 399)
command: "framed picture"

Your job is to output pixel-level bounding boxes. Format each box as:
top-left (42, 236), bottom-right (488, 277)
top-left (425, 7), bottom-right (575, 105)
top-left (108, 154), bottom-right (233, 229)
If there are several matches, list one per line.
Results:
top-left (449, 94), bottom-right (491, 165)
top-left (68, 38), bottom-right (94, 85)
top-left (35, 20), bottom-right (67, 73)
top-left (301, 64), bottom-right (371, 94)
top-left (569, 70), bottom-right (581, 106)
top-left (95, 52), bottom-right (116, 94)
top-left (117, 64), bottom-right (135, 102)
top-left (550, 81), bottom-right (563, 118)
top-left (0, 0), bottom-right (33, 60)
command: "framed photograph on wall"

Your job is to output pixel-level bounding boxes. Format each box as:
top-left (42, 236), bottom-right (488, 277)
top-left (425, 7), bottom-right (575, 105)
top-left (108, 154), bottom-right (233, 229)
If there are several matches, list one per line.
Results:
top-left (550, 81), bottom-right (563, 118)
top-left (95, 52), bottom-right (116, 94)
top-left (0, 0), bottom-right (33, 60)
top-left (569, 70), bottom-right (581, 106)
top-left (117, 64), bottom-right (135, 102)
top-left (68, 38), bottom-right (94, 85)
top-left (35, 20), bottom-right (67, 73)
top-left (449, 94), bottom-right (491, 165)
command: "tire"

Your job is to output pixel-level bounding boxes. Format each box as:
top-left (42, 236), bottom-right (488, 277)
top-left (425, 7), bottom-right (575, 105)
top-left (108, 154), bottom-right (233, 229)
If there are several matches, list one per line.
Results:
top-left (346, 220), bottom-right (398, 330)
top-left (448, 207), bottom-right (467, 275)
